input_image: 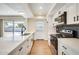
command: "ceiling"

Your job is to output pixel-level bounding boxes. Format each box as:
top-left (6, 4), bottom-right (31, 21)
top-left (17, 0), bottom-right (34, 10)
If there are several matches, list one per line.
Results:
top-left (28, 3), bottom-right (53, 17)
top-left (0, 3), bottom-right (66, 18)
top-left (5, 3), bottom-right (33, 18)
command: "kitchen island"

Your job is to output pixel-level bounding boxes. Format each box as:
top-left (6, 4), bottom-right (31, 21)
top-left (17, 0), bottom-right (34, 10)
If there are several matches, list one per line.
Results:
top-left (0, 32), bottom-right (34, 55)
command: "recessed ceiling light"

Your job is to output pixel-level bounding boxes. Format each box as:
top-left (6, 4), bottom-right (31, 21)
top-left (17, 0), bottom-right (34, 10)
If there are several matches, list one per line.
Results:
top-left (39, 6), bottom-right (43, 9)
top-left (36, 16), bottom-right (44, 19)
top-left (19, 12), bottom-right (24, 15)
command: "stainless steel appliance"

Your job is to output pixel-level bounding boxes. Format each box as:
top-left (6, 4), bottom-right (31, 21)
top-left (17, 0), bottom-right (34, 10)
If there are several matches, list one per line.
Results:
top-left (50, 34), bottom-right (59, 54)
top-left (60, 29), bottom-right (77, 38)
top-left (55, 12), bottom-right (67, 24)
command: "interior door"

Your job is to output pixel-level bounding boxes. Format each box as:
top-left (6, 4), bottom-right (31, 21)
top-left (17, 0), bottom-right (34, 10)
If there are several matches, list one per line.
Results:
top-left (35, 19), bottom-right (47, 40)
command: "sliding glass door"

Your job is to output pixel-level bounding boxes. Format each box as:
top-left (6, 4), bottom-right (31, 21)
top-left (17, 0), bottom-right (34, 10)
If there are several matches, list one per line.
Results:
top-left (14, 21), bottom-right (25, 36)
top-left (4, 20), bottom-right (13, 39)
top-left (4, 20), bottom-right (25, 40)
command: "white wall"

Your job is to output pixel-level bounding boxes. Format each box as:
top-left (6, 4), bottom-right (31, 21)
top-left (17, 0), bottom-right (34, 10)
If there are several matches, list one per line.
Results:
top-left (47, 16), bottom-right (56, 45)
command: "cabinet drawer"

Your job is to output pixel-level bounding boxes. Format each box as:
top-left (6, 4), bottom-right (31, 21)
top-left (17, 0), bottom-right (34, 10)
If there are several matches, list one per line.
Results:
top-left (9, 40), bottom-right (28, 55)
top-left (8, 44), bottom-right (23, 55)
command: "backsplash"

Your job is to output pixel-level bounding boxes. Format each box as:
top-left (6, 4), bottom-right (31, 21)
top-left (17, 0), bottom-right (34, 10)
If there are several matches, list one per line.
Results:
top-left (56, 25), bottom-right (79, 32)
top-left (56, 24), bottom-right (79, 38)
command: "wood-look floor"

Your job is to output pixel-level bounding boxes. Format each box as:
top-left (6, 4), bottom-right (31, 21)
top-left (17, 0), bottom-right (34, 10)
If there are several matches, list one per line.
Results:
top-left (30, 40), bottom-right (56, 55)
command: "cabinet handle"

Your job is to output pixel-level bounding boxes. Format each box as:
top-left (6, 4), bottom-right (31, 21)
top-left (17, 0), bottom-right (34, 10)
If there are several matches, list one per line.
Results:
top-left (19, 47), bottom-right (23, 51)
top-left (77, 16), bottom-right (79, 21)
top-left (62, 46), bottom-right (67, 50)
top-left (74, 16), bottom-right (76, 22)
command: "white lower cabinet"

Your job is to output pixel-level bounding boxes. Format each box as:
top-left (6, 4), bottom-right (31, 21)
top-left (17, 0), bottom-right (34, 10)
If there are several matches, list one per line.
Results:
top-left (26, 35), bottom-right (33, 54)
top-left (9, 35), bottom-right (34, 55)
top-left (58, 41), bottom-right (70, 55)
top-left (19, 41), bottom-right (28, 55)
top-left (58, 40), bottom-right (73, 55)
top-left (9, 44), bottom-right (24, 55)
top-left (58, 39), bottom-right (79, 55)
top-left (58, 41), bottom-right (62, 55)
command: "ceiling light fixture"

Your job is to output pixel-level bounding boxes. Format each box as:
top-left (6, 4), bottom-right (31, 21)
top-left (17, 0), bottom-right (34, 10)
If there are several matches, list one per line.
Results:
top-left (39, 6), bottom-right (43, 9)
top-left (19, 12), bottom-right (24, 15)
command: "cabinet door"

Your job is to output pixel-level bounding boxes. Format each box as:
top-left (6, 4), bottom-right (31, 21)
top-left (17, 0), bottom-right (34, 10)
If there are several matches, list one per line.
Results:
top-left (67, 4), bottom-right (76, 24)
top-left (58, 41), bottom-right (62, 55)
top-left (9, 49), bottom-right (20, 55)
top-left (9, 35), bottom-right (34, 55)
top-left (76, 4), bottom-right (79, 23)
top-left (9, 45), bottom-right (23, 55)
top-left (26, 35), bottom-right (34, 54)
top-left (19, 41), bottom-right (28, 55)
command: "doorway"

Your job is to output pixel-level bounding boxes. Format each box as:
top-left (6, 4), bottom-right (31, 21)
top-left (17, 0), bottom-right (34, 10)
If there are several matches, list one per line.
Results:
top-left (35, 19), bottom-right (48, 40)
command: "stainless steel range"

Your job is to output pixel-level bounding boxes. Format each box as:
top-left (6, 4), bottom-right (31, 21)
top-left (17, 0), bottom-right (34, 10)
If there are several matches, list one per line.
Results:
top-left (60, 29), bottom-right (77, 38)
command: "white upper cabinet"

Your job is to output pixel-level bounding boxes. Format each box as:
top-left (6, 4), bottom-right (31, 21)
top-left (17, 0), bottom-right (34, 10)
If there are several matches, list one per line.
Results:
top-left (67, 4), bottom-right (77, 24)
top-left (52, 5), bottom-right (67, 26)
top-left (52, 3), bottom-right (79, 25)
top-left (67, 3), bottom-right (79, 24)
top-left (51, 3), bottom-right (79, 26)
top-left (77, 4), bottom-right (79, 16)
top-left (76, 4), bottom-right (79, 23)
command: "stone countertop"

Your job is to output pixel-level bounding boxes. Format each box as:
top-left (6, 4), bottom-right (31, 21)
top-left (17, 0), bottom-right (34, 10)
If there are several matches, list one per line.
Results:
top-left (58, 38), bottom-right (79, 54)
top-left (0, 32), bottom-right (34, 55)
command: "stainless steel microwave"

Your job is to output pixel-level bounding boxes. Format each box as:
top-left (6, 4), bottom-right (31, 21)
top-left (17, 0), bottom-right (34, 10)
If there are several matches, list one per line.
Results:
top-left (55, 12), bottom-right (67, 24)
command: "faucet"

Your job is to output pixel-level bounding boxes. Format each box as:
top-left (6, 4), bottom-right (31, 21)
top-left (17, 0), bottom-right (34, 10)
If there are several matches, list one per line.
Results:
top-left (21, 24), bottom-right (26, 35)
